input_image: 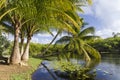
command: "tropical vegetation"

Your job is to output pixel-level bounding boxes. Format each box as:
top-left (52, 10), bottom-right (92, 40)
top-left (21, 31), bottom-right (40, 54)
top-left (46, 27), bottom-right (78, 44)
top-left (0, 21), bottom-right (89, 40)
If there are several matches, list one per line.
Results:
top-left (0, 35), bottom-right (10, 56)
top-left (90, 37), bottom-right (120, 53)
top-left (0, 0), bottom-right (92, 65)
top-left (55, 25), bottom-right (101, 62)
top-left (54, 61), bottom-right (95, 80)
top-left (0, 0), bottom-right (106, 80)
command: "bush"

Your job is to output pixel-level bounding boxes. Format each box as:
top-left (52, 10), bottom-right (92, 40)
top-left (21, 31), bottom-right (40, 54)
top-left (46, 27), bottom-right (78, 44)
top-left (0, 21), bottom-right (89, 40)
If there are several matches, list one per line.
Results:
top-left (54, 61), bottom-right (95, 80)
top-left (0, 35), bottom-right (11, 55)
top-left (29, 43), bottom-right (45, 56)
top-left (29, 43), bottom-right (65, 57)
top-left (89, 37), bottom-right (120, 52)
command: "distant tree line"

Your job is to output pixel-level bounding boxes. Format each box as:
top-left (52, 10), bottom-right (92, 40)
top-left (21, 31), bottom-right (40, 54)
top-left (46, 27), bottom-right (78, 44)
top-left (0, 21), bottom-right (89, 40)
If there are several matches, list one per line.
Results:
top-left (89, 37), bottom-right (120, 53)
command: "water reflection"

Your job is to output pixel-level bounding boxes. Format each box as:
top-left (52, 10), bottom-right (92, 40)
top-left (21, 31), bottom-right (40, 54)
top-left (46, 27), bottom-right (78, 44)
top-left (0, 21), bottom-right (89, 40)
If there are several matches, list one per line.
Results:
top-left (95, 53), bottom-right (120, 80)
top-left (32, 53), bottom-right (120, 80)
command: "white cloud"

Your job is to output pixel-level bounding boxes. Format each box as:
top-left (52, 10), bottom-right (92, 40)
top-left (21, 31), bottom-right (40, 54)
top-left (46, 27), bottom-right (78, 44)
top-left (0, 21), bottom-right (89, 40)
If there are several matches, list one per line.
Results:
top-left (32, 31), bottom-right (68, 44)
top-left (81, 6), bottom-right (93, 15)
top-left (82, 0), bottom-right (120, 38)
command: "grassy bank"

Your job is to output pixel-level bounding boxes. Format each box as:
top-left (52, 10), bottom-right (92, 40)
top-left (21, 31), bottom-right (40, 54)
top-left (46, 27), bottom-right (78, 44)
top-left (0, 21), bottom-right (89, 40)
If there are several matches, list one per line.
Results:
top-left (11, 58), bottom-right (42, 80)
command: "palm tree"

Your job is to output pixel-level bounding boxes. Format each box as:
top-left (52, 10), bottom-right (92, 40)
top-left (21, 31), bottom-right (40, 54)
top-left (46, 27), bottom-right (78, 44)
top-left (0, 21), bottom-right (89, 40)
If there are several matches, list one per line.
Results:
top-left (21, 0), bottom-right (85, 61)
top-left (5, 0), bottom-right (42, 64)
top-left (40, 0), bottom-right (93, 55)
top-left (20, 20), bottom-right (43, 62)
top-left (2, 0), bottom-right (92, 65)
top-left (55, 26), bottom-right (101, 62)
top-left (0, 0), bottom-right (54, 64)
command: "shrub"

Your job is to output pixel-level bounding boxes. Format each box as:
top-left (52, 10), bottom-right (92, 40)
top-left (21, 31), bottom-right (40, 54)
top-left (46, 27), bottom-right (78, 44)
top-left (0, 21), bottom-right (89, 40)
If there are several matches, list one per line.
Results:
top-left (29, 43), bottom-right (45, 56)
top-left (0, 35), bottom-right (11, 55)
top-left (54, 61), bottom-right (95, 80)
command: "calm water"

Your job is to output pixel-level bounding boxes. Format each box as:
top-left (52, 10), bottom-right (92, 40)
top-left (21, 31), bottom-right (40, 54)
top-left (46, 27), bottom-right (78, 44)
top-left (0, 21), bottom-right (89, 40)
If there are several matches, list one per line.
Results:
top-left (94, 53), bottom-right (120, 80)
top-left (32, 53), bottom-right (120, 80)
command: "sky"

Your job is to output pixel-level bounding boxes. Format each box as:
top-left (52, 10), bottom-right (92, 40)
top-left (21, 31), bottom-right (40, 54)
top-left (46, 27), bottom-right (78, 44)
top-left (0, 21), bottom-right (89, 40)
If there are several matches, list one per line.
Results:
top-left (8, 0), bottom-right (120, 44)
top-left (81, 0), bottom-right (120, 38)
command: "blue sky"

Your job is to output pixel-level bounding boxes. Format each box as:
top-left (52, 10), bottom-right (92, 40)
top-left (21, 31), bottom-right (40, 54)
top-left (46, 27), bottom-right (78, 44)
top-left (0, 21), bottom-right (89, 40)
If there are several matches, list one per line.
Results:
top-left (81, 0), bottom-right (120, 38)
top-left (32, 0), bottom-right (120, 44)
top-left (8, 0), bottom-right (120, 44)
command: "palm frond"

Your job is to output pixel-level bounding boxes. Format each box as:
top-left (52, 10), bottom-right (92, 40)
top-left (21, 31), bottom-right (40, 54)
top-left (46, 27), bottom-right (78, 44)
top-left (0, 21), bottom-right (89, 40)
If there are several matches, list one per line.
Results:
top-left (55, 36), bottom-right (72, 44)
top-left (81, 36), bottom-right (99, 41)
top-left (78, 27), bottom-right (95, 37)
top-left (0, 0), bottom-right (6, 8)
top-left (84, 44), bottom-right (101, 60)
top-left (0, 8), bottom-right (16, 20)
top-left (87, 0), bottom-right (92, 5)
top-left (47, 7), bottom-right (80, 30)
top-left (62, 21), bottom-right (77, 35)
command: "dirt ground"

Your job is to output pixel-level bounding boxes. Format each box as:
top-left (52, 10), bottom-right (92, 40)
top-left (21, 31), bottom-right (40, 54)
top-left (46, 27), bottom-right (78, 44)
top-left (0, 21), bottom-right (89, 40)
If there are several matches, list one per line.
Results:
top-left (0, 62), bottom-right (31, 80)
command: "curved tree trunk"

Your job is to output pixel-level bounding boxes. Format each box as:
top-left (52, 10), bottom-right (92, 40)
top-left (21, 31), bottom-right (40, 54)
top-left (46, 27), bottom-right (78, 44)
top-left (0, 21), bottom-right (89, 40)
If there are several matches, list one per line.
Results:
top-left (10, 23), bottom-right (21, 64)
top-left (42, 30), bottom-right (60, 55)
top-left (82, 47), bottom-right (91, 62)
top-left (21, 37), bottom-right (31, 62)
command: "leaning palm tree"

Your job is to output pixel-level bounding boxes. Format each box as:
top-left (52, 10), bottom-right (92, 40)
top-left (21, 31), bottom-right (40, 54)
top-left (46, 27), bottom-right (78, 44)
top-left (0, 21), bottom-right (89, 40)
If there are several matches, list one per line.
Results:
top-left (40, 0), bottom-right (93, 55)
top-left (55, 26), bottom-right (101, 62)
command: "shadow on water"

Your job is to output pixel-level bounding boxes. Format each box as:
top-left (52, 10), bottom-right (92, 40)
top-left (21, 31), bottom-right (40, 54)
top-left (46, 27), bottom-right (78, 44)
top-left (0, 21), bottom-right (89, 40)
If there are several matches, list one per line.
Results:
top-left (32, 53), bottom-right (120, 80)
top-left (32, 61), bottom-right (66, 80)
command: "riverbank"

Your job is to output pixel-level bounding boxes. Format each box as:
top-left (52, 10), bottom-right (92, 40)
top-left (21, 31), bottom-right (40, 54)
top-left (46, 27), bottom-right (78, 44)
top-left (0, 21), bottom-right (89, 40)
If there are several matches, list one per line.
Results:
top-left (0, 58), bottom-right (42, 80)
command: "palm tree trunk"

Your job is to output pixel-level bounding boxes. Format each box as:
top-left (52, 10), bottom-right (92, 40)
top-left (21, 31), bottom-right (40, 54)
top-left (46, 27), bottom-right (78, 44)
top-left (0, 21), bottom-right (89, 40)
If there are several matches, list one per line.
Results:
top-left (42, 30), bottom-right (60, 55)
top-left (20, 36), bottom-right (24, 56)
top-left (10, 23), bottom-right (21, 64)
top-left (82, 47), bottom-right (91, 62)
top-left (21, 37), bottom-right (31, 62)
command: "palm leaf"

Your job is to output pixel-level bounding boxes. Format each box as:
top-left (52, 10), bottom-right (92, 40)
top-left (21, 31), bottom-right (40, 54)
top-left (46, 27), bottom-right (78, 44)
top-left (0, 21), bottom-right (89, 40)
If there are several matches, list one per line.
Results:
top-left (78, 27), bottom-right (95, 37)
top-left (0, 0), bottom-right (6, 8)
top-left (55, 36), bottom-right (72, 44)
top-left (76, 7), bottom-right (84, 13)
top-left (0, 8), bottom-right (16, 20)
top-left (84, 44), bottom-right (101, 60)
top-left (47, 7), bottom-right (80, 30)
top-left (62, 21), bottom-right (77, 34)
top-left (87, 0), bottom-right (92, 5)
top-left (81, 36), bottom-right (100, 41)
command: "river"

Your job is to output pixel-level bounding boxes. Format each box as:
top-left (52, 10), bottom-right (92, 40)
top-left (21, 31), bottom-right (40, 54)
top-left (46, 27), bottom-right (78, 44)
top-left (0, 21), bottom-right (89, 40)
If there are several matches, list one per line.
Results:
top-left (32, 53), bottom-right (120, 80)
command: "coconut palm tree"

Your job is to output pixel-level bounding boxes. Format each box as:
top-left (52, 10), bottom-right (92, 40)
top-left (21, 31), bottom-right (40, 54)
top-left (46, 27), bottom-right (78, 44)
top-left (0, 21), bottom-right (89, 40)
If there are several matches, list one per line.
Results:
top-left (40, 0), bottom-right (93, 55)
top-left (2, 0), bottom-right (92, 65)
top-left (20, 20), bottom-right (44, 62)
top-left (55, 26), bottom-right (101, 62)
top-left (21, 0), bottom-right (86, 62)
top-left (6, 0), bottom-right (38, 64)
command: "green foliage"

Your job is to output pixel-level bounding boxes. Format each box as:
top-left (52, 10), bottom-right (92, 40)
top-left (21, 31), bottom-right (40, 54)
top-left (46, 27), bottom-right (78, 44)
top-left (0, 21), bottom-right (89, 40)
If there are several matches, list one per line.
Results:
top-left (0, 0), bottom-right (16, 20)
top-left (29, 43), bottom-right (45, 56)
top-left (0, 35), bottom-right (10, 55)
top-left (89, 37), bottom-right (120, 52)
top-left (44, 44), bottom-right (64, 54)
top-left (55, 26), bottom-right (101, 61)
top-left (54, 61), bottom-right (95, 80)
top-left (28, 42), bottom-right (64, 57)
